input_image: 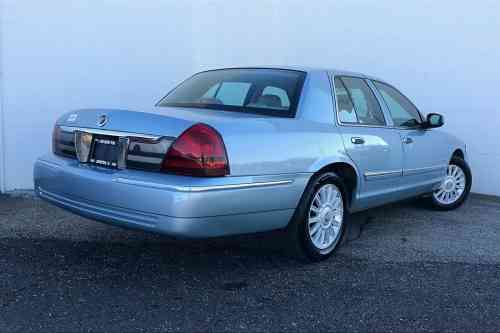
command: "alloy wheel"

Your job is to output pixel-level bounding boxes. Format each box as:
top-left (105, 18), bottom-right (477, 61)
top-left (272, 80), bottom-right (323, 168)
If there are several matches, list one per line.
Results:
top-left (433, 164), bottom-right (466, 205)
top-left (308, 183), bottom-right (344, 250)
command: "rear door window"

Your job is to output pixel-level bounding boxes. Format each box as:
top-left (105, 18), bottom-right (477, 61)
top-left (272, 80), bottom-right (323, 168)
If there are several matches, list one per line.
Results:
top-left (333, 78), bottom-right (358, 123)
top-left (334, 76), bottom-right (386, 126)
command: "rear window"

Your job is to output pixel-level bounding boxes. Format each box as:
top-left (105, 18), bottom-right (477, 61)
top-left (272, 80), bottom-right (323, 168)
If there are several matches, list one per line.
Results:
top-left (157, 68), bottom-right (306, 117)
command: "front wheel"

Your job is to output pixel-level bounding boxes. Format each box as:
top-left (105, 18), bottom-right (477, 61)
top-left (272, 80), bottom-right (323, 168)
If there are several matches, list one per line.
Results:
top-left (430, 157), bottom-right (472, 210)
top-left (286, 172), bottom-right (347, 262)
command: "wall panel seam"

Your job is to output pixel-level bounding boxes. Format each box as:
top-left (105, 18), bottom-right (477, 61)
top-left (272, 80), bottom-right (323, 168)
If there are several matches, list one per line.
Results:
top-left (0, 0), bottom-right (5, 193)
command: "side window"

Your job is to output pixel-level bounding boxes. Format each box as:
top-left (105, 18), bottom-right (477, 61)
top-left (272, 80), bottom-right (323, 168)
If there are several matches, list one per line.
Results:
top-left (335, 76), bottom-right (386, 126)
top-left (372, 81), bottom-right (422, 127)
top-left (334, 78), bottom-right (358, 123)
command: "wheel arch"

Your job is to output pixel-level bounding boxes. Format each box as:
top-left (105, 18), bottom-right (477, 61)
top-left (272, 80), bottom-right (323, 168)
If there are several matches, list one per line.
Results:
top-left (452, 148), bottom-right (465, 160)
top-left (309, 160), bottom-right (360, 210)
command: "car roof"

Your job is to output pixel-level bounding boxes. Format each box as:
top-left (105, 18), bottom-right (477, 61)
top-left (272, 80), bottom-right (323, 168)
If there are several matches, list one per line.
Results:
top-left (200, 65), bottom-right (385, 82)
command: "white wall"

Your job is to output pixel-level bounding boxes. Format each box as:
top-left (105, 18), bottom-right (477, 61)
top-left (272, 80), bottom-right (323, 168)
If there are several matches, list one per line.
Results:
top-left (2, 0), bottom-right (500, 195)
top-left (1, 1), bottom-right (195, 190)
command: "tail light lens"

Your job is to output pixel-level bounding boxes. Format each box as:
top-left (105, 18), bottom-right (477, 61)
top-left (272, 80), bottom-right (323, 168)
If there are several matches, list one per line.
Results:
top-left (52, 125), bottom-right (61, 155)
top-left (52, 125), bottom-right (77, 158)
top-left (161, 123), bottom-right (229, 177)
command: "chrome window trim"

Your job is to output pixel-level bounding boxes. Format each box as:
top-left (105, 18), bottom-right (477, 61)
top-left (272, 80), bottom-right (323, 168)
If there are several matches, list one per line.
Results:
top-left (59, 126), bottom-right (166, 141)
top-left (113, 178), bottom-right (294, 192)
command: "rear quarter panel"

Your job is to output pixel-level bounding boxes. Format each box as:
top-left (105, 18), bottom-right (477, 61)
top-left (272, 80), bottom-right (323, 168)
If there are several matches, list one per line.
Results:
top-left (208, 70), bottom-right (355, 177)
top-left (219, 119), bottom-right (353, 176)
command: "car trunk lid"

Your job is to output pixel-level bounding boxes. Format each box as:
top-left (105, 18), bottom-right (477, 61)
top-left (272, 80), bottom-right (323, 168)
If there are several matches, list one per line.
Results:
top-left (55, 106), bottom-right (286, 175)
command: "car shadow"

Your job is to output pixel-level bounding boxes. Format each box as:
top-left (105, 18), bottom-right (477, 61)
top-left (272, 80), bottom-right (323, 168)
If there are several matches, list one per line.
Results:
top-left (4, 194), bottom-right (476, 279)
top-left (2, 198), bottom-right (435, 275)
top-left (1, 232), bottom-right (359, 305)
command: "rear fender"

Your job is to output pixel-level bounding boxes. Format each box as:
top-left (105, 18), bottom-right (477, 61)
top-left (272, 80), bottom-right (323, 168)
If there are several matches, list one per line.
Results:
top-left (307, 155), bottom-right (361, 200)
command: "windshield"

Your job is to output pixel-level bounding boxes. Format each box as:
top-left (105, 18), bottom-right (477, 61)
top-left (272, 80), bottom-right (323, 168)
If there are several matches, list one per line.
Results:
top-left (157, 68), bottom-right (306, 117)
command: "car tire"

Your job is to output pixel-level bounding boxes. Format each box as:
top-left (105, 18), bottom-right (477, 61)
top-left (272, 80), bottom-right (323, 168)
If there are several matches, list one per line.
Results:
top-left (286, 172), bottom-right (348, 262)
top-left (429, 157), bottom-right (472, 210)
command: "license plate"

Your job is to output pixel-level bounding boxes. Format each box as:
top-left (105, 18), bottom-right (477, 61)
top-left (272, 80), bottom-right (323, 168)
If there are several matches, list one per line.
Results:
top-left (89, 136), bottom-right (120, 168)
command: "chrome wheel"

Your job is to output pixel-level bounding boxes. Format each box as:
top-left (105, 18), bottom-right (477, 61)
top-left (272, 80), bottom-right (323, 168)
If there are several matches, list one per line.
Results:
top-left (433, 164), bottom-right (466, 205)
top-left (308, 184), bottom-right (344, 250)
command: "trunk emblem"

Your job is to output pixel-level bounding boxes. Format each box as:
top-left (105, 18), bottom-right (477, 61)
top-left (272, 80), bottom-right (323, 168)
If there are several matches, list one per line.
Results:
top-left (97, 114), bottom-right (108, 127)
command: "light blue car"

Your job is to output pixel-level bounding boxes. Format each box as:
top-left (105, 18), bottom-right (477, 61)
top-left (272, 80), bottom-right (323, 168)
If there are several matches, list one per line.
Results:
top-left (34, 67), bottom-right (472, 261)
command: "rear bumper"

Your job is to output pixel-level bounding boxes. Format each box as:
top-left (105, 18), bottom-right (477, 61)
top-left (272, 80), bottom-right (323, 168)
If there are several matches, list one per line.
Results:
top-left (34, 154), bottom-right (310, 238)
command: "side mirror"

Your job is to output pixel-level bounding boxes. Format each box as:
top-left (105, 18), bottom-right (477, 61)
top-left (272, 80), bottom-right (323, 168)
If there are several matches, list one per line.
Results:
top-left (424, 113), bottom-right (444, 129)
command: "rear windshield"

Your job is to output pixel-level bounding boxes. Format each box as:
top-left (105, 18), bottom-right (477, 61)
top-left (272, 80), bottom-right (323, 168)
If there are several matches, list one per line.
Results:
top-left (157, 68), bottom-right (306, 117)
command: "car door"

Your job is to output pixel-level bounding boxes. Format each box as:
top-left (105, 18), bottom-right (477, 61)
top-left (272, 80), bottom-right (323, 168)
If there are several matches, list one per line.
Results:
top-left (333, 76), bottom-right (404, 210)
top-left (371, 80), bottom-right (448, 195)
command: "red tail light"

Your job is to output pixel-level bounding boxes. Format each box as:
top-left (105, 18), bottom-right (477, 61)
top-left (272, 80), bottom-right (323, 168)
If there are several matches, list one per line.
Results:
top-left (52, 125), bottom-right (61, 155)
top-left (161, 123), bottom-right (229, 177)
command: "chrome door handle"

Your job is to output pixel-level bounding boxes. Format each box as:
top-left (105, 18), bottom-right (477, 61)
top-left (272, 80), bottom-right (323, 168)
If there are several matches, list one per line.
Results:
top-left (351, 137), bottom-right (365, 145)
top-left (403, 137), bottom-right (413, 144)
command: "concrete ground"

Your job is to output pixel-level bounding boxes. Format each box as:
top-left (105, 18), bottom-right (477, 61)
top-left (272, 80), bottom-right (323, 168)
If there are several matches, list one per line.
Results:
top-left (1, 194), bottom-right (499, 332)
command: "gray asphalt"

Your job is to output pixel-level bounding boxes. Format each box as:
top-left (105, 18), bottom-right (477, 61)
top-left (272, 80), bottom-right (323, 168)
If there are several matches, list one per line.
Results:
top-left (1, 194), bottom-right (499, 332)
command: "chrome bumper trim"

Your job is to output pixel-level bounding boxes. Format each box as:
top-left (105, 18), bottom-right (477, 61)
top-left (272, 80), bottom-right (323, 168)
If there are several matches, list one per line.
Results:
top-left (113, 177), bottom-right (294, 192)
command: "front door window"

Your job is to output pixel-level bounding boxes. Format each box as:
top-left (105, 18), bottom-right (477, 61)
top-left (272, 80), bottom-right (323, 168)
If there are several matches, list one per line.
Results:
top-left (372, 81), bottom-right (422, 128)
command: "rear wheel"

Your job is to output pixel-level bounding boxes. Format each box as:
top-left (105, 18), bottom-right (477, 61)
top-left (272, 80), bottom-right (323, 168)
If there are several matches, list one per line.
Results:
top-left (430, 157), bottom-right (471, 210)
top-left (286, 172), bottom-right (348, 262)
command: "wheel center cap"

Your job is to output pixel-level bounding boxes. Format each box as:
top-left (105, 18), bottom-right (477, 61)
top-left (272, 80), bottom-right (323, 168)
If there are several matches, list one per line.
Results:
top-left (444, 178), bottom-right (455, 191)
top-left (320, 206), bottom-right (334, 227)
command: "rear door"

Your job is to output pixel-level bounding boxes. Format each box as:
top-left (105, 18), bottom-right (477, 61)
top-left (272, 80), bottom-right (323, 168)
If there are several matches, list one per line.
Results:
top-left (333, 76), bottom-right (403, 210)
top-left (371, 80), bottom-right (447, 194)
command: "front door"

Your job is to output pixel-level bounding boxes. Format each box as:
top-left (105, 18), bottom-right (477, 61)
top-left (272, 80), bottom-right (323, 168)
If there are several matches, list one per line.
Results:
top-left (333, 76), bottom-right (404, 210)
top-left (371, 80), bottom-right (447, 195)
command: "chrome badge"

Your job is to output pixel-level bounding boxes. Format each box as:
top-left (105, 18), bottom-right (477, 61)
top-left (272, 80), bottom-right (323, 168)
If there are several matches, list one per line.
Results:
top-left (97, 114), bottom-right (108, 127)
